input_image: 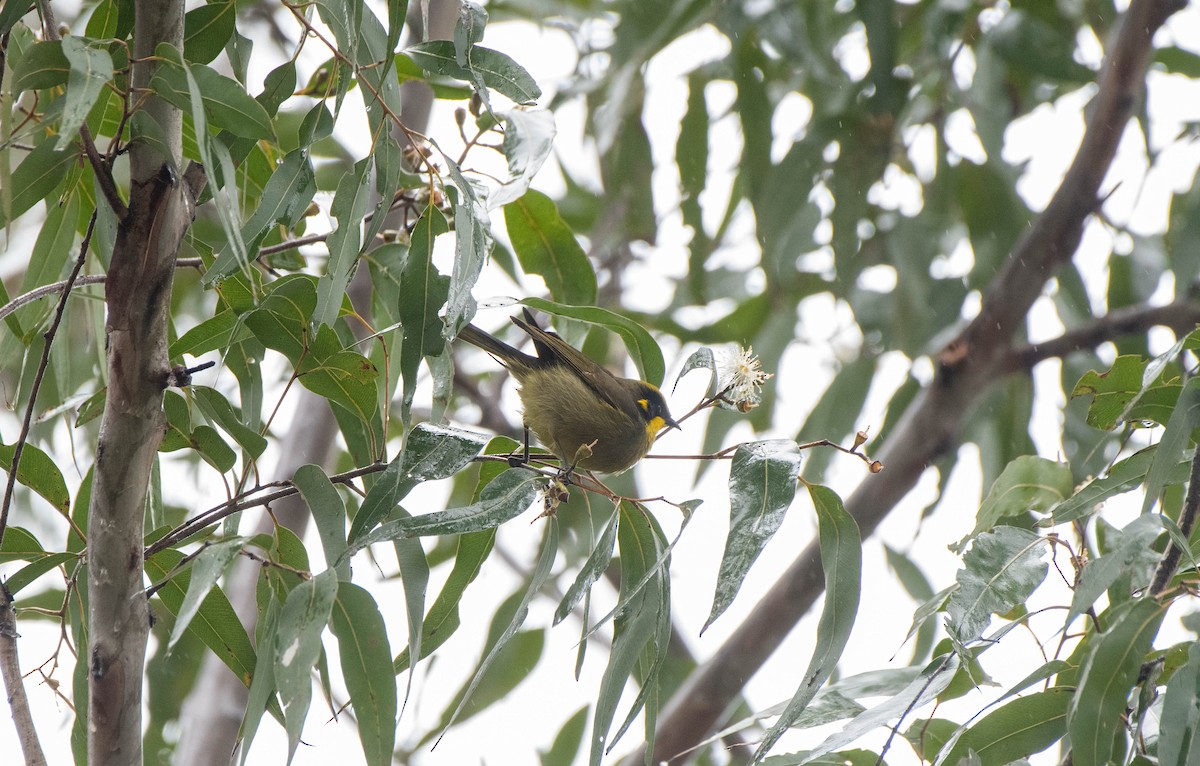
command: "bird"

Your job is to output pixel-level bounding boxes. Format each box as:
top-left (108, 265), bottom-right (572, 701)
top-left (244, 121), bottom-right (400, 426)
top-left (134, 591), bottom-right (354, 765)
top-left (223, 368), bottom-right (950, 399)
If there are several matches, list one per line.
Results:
top-left (456, 308), bottom-right (679, 474)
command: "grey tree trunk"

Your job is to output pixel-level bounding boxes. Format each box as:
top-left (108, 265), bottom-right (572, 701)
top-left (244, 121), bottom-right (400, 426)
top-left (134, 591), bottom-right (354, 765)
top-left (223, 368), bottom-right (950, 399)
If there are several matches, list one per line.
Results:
top-left (87, 2), bottom-right (200, 763)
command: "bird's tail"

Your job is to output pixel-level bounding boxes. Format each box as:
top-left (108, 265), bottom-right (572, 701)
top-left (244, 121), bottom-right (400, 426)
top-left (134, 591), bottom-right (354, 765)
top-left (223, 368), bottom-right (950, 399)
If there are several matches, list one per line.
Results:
top-left (457, 321), bottom-right (537, 369)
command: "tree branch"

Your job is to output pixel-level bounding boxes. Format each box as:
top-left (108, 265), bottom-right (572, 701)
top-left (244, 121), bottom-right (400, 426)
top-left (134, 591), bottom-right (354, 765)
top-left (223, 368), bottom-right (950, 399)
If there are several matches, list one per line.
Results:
top-left (1150, 443), bottom-right (1200, 596)
top-left (1002, 297), bottom-right (1200, 374)
top-left (0, 583), bottom-right (47, 766)
top-left (0, 259), bottom-right (202, 324)
top-left (643, 1), bottom-right (1187, 761)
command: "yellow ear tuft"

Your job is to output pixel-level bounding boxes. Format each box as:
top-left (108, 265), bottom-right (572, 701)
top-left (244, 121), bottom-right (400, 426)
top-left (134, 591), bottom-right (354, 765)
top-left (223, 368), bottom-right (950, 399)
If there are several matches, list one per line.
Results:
top-left (637, 398), bottom-right (649, 411)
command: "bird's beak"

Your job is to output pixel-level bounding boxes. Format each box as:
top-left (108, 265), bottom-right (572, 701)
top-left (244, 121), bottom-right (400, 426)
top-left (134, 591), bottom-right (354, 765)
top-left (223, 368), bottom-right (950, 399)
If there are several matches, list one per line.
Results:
top-left (664, 416), bottom-right (681, 433)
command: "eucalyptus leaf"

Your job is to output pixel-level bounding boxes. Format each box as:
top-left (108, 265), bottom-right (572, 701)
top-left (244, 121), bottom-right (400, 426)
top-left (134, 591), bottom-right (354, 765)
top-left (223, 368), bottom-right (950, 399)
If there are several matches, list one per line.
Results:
top-left (706, 440), bottom-right (802, 631)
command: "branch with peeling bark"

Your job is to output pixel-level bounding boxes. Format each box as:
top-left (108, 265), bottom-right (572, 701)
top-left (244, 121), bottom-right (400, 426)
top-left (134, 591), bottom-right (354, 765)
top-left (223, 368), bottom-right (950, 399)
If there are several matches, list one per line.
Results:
top-left (639, 1), bottom-right (1190, 762)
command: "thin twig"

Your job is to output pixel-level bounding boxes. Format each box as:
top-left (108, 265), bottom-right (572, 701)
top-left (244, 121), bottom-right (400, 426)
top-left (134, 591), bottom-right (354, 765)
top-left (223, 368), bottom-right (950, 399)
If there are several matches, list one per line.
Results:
top-left (143, 461), bottom-right (388, 557)
top-left (1150, 444), bottom-right (1200, 596)
top-left (0, 211), bottom-right (98, 548)
top-left (0, 258), bottom-right (202, 323)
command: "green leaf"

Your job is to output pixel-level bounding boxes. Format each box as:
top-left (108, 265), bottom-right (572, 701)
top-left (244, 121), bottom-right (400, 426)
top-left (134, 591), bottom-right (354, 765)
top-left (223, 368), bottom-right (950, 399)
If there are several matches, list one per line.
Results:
top-left (554, 506), bottom-right (619, 625)
top-left (238, 598), bottom-right (281, 764)
top-left (937, 689), bottom-right (1070, 766)
top-left (146, 549), bottom-right (258, 689)
top-left (348, 422), bottom-right (491, 541)
top-left (1049, 446), bottom-right (1192, 525)
top-left (392, 528), bottom-right (496, 673)
top-left (166, 538), bottom-right (245, 652)
top-left (314, 156), bottom-right (373, 327)
top-left (17, 192), bottom-right (80, 327)
top-left (705, 440), bottom-right (802, 631)
top-left (0, 0), bottom-right (32, 36)
top-left (398, 205), bottom-right (450, 427)
top-left (296, 326), bottom-right (379, 428)
top-left (957, 456), bottom-right (1072, 549)
top-left (1140, 378), bottom-right (1200, 514)
top-left (150, 43), bottom-right (273, 139)
top-left (1159, 641), bottom-right (1200, 765)
top-left (345, 468), bottom-right (541, 556)
top-left (170, 309), bottom-right (239, 359)
top-left (190, 424), bottom-right (237, 473)
top-left (275, 569), bottom-right (339, 762)
top-left (406, 39), bottom-right (540, 104)
top-left (391, 437), bottom-right (513, 674)
top-left (330, 582), bottom-right (396, 766)
top-left (1068, 597), bottom-right (1167, 766)
top-left (540, 705), bottom-right (589, 766)
top-left (754, 485), bottom-right (861, 760)
top-left (1071, 354), bottom-right (1180, 430)
top-left (806, 655), bottom-right (960, 760)
top-left (434, 522), bottom-right (556, 744)
top-left (13, 40), bottom-right (69, 92)
top-left (244, 275), bottom-right (318, 363)
top-left (294, 464), bottom-right (348, 581)
top-left (947, 527), bottom-right (1048, 645)
top-left (503, 190), bottom-right (597, 307)
top-left (205, 148), bottom-right (315, 285)
top-left (57, 37), bottom-right (114, 150)
top-left (183, 1), bottom-right (236, 65)
top-left (1066, 514), bottom-right (1162, 626)
top-left (454, 1), bottom-right (487, 66)
top-left (431, 626), bottom-right (544, 737)
top-left (520, 297), bottom-right (666, 386)
top-left (0, 142), bottom-right (76, 229)
top-left (0, 527), bottom-right (79, 594)
top-left (191, 385), bottom-right (268, 459)
top-left (392, 516), bottom-right (429, 713)
top-left (588, 501), bottom-right (667, 766)
top-left (442, 155), bottom-right (489, 336)
top-left (0, 441), bottom-right (70, 513)
top-left (673, 347), bottom-right (718, 396)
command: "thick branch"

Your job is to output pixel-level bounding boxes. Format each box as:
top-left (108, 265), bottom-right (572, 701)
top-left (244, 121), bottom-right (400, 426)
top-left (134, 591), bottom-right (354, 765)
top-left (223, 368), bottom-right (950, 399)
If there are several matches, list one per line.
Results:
top-left (643, 1), bottom-right (1186, 761)
top-left (1003, 298), bottom-right (1200, 373)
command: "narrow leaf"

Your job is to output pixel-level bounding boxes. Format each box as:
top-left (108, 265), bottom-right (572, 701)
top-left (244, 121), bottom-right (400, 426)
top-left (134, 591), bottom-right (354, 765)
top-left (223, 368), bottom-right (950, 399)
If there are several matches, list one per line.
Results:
top-left (0, 441), bottom-right (70, 513)
top-left (146, 549), bottom-right (258, 688)
top-left (293, 464), bottom-right (348, 581)
top-left (167, 538), bottom-right (245, 651)
top-left (330, 581), bottom-right (397, 766)
top-left (275, 569), bottom-right (339, 763)
top-left (504, 190), bottom-right (596, 306)
top-left (435, 520), bottom-right (557, 745)
top-left (348, 422), bottom-right (491, 541)
top-left (58, 37), bottom-right (114, 150)
top-left (754, 485), bottom-right (861, 759)
top-left (345, 469), bottom-right (540, 556)
top-left (1159, 640), bottom-right (1200, 765)
top-left (706, 440), bottom-right (802, 631)
top-left (1068, 597), bottom-right (1166, 766)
